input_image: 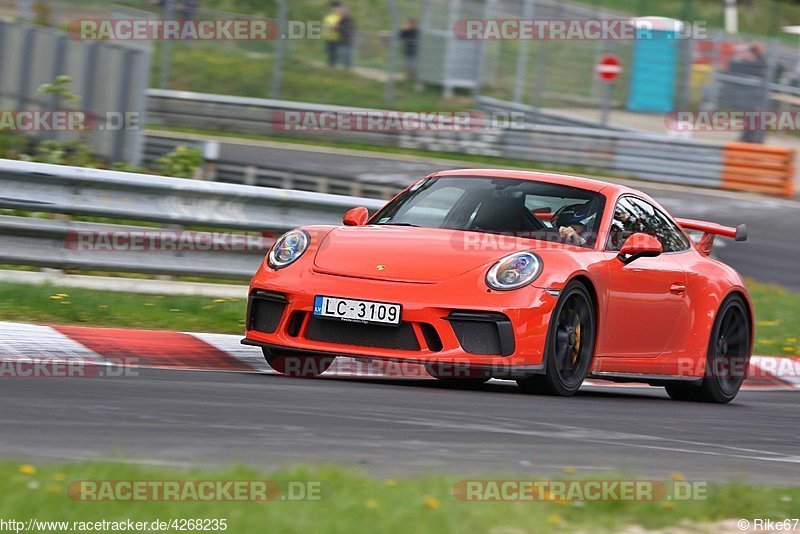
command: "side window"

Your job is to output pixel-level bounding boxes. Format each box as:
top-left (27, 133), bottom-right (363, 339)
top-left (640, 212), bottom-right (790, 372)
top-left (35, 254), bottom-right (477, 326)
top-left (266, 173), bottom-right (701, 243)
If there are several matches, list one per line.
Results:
top-left (647, 203), bottom-right (691, 253)
top-left (607, 198), bottom-right (644, 251)
top-left (387, 186), bottom-right (465, 228)
top-left (607, 197), bottom-right (690, 253)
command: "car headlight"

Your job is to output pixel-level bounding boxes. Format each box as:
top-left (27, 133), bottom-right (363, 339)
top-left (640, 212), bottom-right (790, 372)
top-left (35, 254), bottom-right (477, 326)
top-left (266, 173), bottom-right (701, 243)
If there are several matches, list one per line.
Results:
top-left (267, 229), bottom-right (310, 269)
top-left (486, 252), bottom-right (542, 291)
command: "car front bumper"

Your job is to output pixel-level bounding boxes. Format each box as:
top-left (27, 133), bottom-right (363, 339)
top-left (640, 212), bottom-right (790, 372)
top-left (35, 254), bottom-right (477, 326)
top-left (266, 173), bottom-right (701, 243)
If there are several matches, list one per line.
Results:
top-left (242, 264), bottom-right (557, 378)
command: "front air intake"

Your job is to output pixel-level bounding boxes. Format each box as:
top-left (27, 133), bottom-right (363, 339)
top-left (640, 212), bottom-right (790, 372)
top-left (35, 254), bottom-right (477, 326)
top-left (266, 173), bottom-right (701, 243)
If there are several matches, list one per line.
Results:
top-left (248, 291), bottom-right (287, 334)
top-left (447, 311), bottom-right (515, 356)
top-left (305, 317), bottom-right (420, 351)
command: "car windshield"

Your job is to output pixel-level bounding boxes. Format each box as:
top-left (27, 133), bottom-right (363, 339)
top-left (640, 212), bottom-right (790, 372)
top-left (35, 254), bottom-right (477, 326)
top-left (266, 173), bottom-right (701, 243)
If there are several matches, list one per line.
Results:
top-left (372, 176), bottom-right (606, 248)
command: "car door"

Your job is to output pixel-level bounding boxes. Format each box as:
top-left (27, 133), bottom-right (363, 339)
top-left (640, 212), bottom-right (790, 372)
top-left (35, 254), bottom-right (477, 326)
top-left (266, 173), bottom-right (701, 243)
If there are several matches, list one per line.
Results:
top-left (599, 196), bottom-right (692, 358)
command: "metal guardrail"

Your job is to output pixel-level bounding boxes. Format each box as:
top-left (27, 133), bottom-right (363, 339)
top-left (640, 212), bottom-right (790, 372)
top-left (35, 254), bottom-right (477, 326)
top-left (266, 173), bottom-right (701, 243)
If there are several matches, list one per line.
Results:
top-left (142, 134), bottom-right (411, 200)
top-left (145, 123), bottom-right (725, 191)
top-left (0, 159), bottom-right (384, 279)
top-left (145, 89), bottom-right (795, 197)
top-left (405, 122), bottom-right (727, 188)
top-left (712, 72), bottom-right (800, 103)
top-left (476, 97), bottom-right (630, 131)
top-left (146, 88), bottom-right (633, 143)
top-left (0, 215), bottom-right (264, 279)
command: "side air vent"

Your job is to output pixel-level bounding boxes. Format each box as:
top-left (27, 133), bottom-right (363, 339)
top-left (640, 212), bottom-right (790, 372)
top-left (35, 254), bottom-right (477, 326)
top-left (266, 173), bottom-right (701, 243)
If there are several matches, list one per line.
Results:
top-left (419, 323), bottom-right (443, 352)
top-left (248, 291), bottom-right (287, 334)
top-left (447, 311), bottom-right (515, 356)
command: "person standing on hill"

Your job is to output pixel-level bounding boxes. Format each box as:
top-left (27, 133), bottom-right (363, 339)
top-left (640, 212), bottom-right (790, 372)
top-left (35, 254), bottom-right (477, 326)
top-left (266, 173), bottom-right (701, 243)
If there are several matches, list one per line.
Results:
top-left (338, 6), bottom-right (356, 69)
top-left (322, 1), bottom-right (343, 67)
top-left (180, 0), bottom-right (198, 21)
top-left (399, 18), bottom-right (420, 84)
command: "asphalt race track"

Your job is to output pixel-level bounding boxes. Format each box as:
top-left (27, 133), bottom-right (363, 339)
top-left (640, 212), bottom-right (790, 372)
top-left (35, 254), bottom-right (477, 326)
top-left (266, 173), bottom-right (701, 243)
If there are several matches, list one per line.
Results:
top-left (215, 140), bottom-right (800, 290)
top-left (2, 368), bottom-right (799, 484)
top-left (2, 142), bottom-right (797, 486)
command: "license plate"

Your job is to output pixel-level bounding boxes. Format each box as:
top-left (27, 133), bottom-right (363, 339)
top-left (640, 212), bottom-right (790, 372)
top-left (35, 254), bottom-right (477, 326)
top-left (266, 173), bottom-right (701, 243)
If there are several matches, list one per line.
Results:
top-left (313, 296), bottom-right (401, 326)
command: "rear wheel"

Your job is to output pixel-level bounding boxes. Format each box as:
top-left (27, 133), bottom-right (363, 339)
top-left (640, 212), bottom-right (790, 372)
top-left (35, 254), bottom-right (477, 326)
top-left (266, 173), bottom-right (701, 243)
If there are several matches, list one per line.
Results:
top-left (425, 363), bottom-right (491, 386)
top-left (517, 281), bottom-right (596, 396)
top-left (262, 348), bottom-right (335, 378)
top-left (665, 294), bottom-right (751, 403)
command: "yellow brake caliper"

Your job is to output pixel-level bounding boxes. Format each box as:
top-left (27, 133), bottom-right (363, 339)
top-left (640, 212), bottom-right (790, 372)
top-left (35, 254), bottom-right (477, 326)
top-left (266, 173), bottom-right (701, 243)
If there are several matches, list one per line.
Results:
top-left (572, 319), bottom-right (581, 365)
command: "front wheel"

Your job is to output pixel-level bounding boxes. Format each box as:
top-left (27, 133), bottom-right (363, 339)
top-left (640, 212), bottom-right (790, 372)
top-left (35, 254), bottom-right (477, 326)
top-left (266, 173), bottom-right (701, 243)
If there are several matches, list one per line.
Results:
top-left (263, 348), bottom-right (336, 378)
top-left (665, 294), bottom-right (751, 404)
top-left (517, 280), bottom-right (596, 396)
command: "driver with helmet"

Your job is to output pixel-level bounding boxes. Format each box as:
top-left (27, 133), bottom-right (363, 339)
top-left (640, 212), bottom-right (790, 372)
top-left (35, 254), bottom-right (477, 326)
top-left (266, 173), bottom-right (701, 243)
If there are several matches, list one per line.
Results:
top-left (555, 203), bottom-right (597, 247)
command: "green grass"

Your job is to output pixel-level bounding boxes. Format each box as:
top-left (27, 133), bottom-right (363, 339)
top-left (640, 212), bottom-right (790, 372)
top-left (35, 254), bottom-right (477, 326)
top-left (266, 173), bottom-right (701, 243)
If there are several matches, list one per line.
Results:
top-left (156, 29), bottom-right (608, 111)
top-left (2, 460), bottom-right (799, 533)
top-left (748, 279), bottom-right (800, 357)
top-left (0, 280), bottom-right (797, 356)
top-left (158, 42), bottom-right (466, 111)
top-left (101, 0), bottom-right (800, 113)
top-left (0, 282), bottom-right (246, 334)
top-left (147, 0), bottom-right (800, 113)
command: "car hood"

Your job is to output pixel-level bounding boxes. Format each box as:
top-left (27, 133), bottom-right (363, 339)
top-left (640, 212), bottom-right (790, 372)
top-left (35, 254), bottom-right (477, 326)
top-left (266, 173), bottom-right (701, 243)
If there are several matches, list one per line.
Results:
top-left (312, 225), bottom-right (539, 283)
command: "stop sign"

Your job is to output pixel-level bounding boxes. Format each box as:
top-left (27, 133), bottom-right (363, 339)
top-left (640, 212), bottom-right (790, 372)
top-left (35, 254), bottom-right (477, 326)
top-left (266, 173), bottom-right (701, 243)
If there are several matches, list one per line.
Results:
top-left (596, 54), bottom-right (622, 82)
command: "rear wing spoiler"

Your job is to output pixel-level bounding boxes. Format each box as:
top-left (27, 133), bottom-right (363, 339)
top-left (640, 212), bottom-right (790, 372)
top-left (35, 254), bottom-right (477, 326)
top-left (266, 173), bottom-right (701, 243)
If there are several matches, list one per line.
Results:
top-left (675, 218), bottom-right (747, 256)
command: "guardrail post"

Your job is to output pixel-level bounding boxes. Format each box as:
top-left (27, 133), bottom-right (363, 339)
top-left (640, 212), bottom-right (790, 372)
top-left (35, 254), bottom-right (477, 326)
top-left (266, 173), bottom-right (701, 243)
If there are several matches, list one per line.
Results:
top-left (244, 165), bottom-right (258, 186)
top-left (442, 0), bottom-right (462, 98)
top-left (113, 48), bottom-right (136, 163)
top-left (158, 0), bottom-right (175, 89)
top-left (271, 0), bottom-right (287, 99)
top-left (512, 0), bottom-right (534, 104)
top-left (384, 0), bottom-right (400, 103)
top-left (202, 141), bottom-right (220, 181)
top-left (16, 26), bottom-right (34, 109)
top-left (0, 23), bottom-right (5, 80)
top-left (472, 0), bottom-right (495, 100)
top-left (531, 20), bottom-right (545, 111)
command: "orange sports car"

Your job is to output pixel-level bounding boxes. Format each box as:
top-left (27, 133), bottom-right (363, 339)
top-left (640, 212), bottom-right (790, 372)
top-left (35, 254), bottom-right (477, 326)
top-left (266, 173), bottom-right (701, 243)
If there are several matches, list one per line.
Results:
top-left (242, 170), bottom-right (753, 403)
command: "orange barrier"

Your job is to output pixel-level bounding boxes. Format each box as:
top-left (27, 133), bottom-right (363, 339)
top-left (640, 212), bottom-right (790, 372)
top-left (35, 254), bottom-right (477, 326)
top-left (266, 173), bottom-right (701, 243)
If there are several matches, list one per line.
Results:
top-left (721, 143), bottom-right (796, 197)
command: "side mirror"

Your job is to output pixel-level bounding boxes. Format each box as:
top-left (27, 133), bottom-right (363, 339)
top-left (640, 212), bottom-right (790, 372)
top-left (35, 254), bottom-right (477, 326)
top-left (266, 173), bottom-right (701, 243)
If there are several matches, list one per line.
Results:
top-left (617, 233), bottom-right (663, 264)
top-left (343, 207), bottom-right (369, 226)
